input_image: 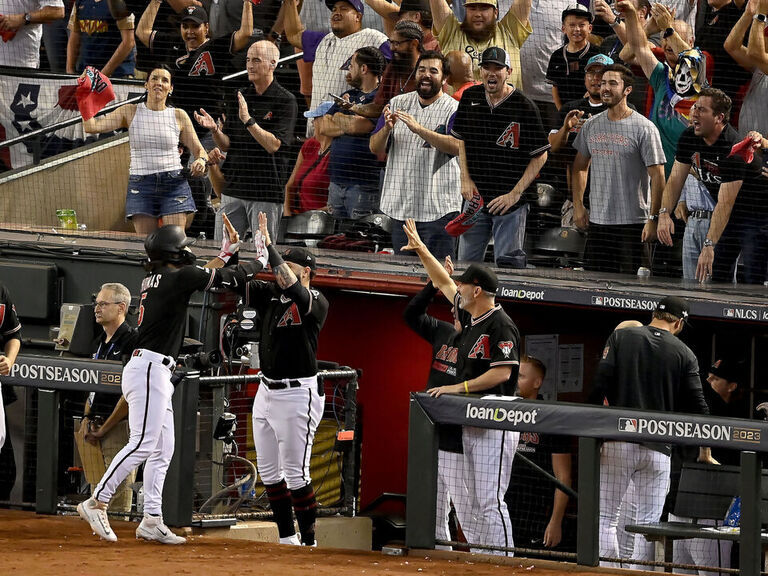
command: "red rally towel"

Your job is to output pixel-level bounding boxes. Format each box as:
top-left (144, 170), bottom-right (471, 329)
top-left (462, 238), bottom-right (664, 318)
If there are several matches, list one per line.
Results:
top-left (444, 190), bottom-right (484, 237)
top-left (75, 67), bottom-right (115, 121)
top-left (728, 135), bottom-right (758, 165)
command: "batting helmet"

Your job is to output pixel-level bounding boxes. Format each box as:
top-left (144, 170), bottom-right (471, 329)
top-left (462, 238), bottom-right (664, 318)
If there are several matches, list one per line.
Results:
top-left (144, 225), bottom-right (196, 265)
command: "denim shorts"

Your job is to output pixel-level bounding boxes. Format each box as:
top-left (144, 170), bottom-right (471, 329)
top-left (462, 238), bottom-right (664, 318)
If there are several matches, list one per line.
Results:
top-left (125, 170), bottom-right (197, 219)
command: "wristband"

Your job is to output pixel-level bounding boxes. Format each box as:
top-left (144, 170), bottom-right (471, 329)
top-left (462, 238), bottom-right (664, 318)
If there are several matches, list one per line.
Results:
top-left (244, 117), bottom-right (257, 128)
top-left (463, 380), bottom-right (469, 394)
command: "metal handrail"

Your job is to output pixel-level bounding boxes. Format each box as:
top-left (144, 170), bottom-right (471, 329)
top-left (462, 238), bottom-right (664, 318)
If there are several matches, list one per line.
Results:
top-left (0, 51), bottom-right (305, 149)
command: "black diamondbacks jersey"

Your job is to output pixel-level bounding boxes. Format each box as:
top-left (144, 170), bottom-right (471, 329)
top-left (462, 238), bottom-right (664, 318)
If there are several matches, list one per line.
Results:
top-left (136, 261), bottom-right (261, 357)
top-left (0, 283), bottom-right (21, 347)
top-left (244, 281), bottom-right (329, 379)
top-left (456, 305), bottom-right (520, 395)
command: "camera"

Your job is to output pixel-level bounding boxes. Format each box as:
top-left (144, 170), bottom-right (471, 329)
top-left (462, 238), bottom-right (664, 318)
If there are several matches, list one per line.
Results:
top-left (177, 350), bottom-right (222, 371)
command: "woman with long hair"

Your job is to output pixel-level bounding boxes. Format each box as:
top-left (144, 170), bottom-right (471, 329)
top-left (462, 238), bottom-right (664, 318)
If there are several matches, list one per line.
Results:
top-left (82, 66), bottom-right (209, 234)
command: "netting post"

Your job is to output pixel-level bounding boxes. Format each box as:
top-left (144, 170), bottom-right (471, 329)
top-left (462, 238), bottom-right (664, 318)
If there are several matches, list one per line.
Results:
top-left (163, 371), bottom-right (200, 527)
top-left (35, 389), bottom-right (59, 515)
top-left (210, 379), bottom-right (227, 503)
top-left (405, 394), bottom-right (437, 550)
top-left (342, 370), bottom-right (359, 516)
top-left (740, 450), bottom-right (761, 576)
top-left (576, 436), bottom-right (600, 567)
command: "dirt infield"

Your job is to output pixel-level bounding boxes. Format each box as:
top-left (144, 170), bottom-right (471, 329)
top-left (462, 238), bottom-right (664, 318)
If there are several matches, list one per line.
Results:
top-left (0, 509), bottom-right (611, 576)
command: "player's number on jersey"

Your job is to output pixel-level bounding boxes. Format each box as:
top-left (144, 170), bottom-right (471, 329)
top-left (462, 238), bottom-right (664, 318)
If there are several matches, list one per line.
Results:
top-left (138, 292), bottom-right (148, 326)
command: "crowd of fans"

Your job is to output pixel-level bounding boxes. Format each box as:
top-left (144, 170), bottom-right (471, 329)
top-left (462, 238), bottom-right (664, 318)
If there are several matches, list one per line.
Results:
top-left (1, 0), bottom-right (768, 282)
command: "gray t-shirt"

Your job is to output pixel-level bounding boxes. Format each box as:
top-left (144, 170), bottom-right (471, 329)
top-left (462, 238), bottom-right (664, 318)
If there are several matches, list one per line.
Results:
top-left (573, 110), bottom-right (665, 225)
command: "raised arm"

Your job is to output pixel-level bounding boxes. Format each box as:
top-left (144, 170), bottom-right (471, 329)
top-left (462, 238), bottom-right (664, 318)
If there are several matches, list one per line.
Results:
top-left (66, 7), bottom-right (81, 74)
top-left (428, 0), bottom-right (452, 34)
top-left (283, 0), bottom-right (305, 49)
top-left (401, 218), bottom-right (458, 302)
top-left (508, 0), bottom-right (531, 28)
top-left (232, 0), bottom-right (254, 53)
top-left (548, 109), bottom-right (584, 153)
top-left (82, 104), bottom-right (134, 133)
top-left (365, 0), bottom-right (399, 35)
top-left (136, 0), bottom-right (160, 47)
top-left (237, 92), bottom-right (282, 153)
top-left (616, 0), bottom-right (660, 79)
top-left (746, 0), bottom-right (768, 73)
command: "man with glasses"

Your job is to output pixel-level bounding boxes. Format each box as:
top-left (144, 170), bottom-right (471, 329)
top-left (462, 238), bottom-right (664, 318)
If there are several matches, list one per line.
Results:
top-left (78, 283), bottom-right (137, 516)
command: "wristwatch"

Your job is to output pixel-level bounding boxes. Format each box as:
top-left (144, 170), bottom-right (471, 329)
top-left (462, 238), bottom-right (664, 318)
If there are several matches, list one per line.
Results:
top-left (244, 117), bottom-right (256, 128)
top-left (704, 238), bottom-right (715, 248)
top-left (658, 207), bottom-right (669, 215)
top-left (663, 27), bottom-right (675, 38)
top-left (647, 214), bottom-right (658, 221)
top-left (24, 12), bottom-right (32, 25)
top-left (609, 15), bottom-right (621, 27)
top-left (754, 13), bottom-right (768, 23)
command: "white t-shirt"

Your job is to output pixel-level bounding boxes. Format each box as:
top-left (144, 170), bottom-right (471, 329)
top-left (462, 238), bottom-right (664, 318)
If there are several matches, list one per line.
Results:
top-left (379, 91), bottom-right (462, 221)
top-left (0, 0), bottom-right (64, 68)
top-left (516, 0), bottom-right (572, 102)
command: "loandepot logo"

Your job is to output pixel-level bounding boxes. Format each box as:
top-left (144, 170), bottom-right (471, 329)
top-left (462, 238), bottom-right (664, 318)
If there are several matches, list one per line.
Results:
top-left (499, 287), bottom-right (545, 301)
top-left (592, 296), bottom-right (656, 310)
top-left (466, 403), bottom-right (538, 425)
top-left (618, 417), bottom-right (731, 441)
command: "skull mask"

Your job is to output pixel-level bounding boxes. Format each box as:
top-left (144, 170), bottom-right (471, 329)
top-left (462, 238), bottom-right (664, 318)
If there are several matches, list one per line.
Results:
top-left (675, 61), bottom-right (693, 95)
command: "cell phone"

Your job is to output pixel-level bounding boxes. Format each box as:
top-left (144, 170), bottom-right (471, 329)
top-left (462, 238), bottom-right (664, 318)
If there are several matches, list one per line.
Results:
top-left (328, 93), bottom-right (352, 107)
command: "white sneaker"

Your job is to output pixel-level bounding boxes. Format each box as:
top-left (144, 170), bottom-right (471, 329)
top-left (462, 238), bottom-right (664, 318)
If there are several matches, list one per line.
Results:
top-left (279, 534), bottom-right (301, 545)
top-left (136, 515), bottom-right (187, 545)
top-left (77, 497), bottom-right (117, 542)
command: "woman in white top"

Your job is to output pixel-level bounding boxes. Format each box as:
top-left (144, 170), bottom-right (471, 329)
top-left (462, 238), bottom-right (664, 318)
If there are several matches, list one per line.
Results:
top-left (82, 66), bottom-right (209, 234)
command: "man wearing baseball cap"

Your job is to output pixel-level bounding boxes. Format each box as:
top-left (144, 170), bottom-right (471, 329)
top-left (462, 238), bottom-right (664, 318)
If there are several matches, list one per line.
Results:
top-left (450, 46), bottom-right (550, 268)
top-left (590, 295), bottom-right (715, 567)
top-left (401, 219), bottom-right (521, 556)
top-left (545, 4), bottom-right (600, 109)
top-left (427, 0), bottom-right (531, 89)
top-left (282, 0), bottom-right (389, 136)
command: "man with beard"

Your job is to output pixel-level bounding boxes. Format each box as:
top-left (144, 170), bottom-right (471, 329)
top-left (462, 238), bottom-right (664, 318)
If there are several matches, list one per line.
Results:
top-left (282, 0), bottom-right (388, 136)
top-left (352, 20), bottom-right (423, 118)
top-left (657, 88), bottom-right (768, 284)
top-left (619, 0), bottom-right (721, 280)
top-left (316, 46), bottom-right (385, 219)
top-left (572, 64), bottom-right (666, 274)
top-left (450, 47), bottom-right (549, 268)
top-left (428, 0), bottom-right (531, 89)
top-left (370, 51), bottom-right (462, 259)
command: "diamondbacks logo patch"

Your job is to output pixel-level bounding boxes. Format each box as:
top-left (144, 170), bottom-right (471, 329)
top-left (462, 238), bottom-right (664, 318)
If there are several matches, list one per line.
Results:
top-left (263, 111), bottom-right (273, 120)
top-left (0, 304), bottom-right (5, 328)
top-left (496, 122), bottom-right (520, 149)
top-left (468, 334), bottom-right (490, 359)
top-left (277, 303), bottom-right (302, 327)
top-left (498, 341), bottom-right (515, 358)
top-left (189, 51), bottom-right (215, 77)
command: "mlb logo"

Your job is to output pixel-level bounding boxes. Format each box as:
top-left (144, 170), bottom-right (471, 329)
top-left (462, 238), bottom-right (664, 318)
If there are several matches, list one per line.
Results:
top-left (618, 418), bottom-right (638, 432)
top-left (592, 296), bottom-right (604, 305)
top-left (723, 308), bottom-right (735, 318)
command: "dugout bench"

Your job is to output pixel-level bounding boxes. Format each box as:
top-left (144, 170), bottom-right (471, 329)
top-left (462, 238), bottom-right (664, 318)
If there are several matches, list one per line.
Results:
top-left (625, 463), bottom-right (768, 571)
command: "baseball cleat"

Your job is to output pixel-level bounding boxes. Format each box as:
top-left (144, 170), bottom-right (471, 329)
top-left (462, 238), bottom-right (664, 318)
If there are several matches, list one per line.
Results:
top-left (279, 534), bottom-right (301, 545)
top-left (136, 515), bottom-right (187, 545)
top-left (77, 497), bottom-right (117, 542)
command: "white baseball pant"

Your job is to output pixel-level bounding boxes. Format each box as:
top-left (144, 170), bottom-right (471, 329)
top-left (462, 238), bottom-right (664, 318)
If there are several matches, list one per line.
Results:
top-left (251, 376), bottom-right (323, 490)
top-left (94, 350), bottom-right (176, 516)
top-left (435, 449), bottom-right (472, 547)
top-left (599, 441), bottom-right (670, 567)
top-left (462, 426), bottom-right (519, 556)
top-left (616, 479), bottom-right (637, 564)
top-left (669, 513), bottom-right (732, 576)
top-left (0, 384), bottom-right (5, 450)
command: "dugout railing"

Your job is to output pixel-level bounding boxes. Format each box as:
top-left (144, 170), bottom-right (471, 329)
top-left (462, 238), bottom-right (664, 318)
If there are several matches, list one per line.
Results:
top-left (4, 354), bottom-right (360, 527)
top-left (406, 393), bottom-right (768, 576)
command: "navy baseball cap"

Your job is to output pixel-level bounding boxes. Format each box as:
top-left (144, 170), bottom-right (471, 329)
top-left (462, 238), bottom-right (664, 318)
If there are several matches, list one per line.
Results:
top-left (456, 264), bottom-right (498, 293)
top-left (561, 3), bottom-right (593, 23)
top-left (709, 358), bottom-right (743, 383)
top-left (325, 0), bottom-right (365, 15)
top-left (181, 5), bottom-right (208, 24)
top-left (480, 46), bottom-right (510, 69)
top-left (585, 53), bottom-right (614, 72)
top-left (656, 296), bottom-right (690, 321)
top-left (282, 246), bottom-right (317, 271)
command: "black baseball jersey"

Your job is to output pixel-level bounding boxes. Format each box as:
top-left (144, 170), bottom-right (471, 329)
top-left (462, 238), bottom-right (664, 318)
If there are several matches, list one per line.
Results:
top-left (403, 283), bottom-right (465, 453)
top-left (222, 81), bottom-right (298, 203)
top-left (0, 283), bottom-right (21, 347)
top-left (241, 280), bottom-right (329, 380)
top-left (591, 326), bottom-right (709, 415)
top-left (451, 85), bottom-right (550, 204)
top-left (88, 321), bottom-right (137, 419)
top-left (545, 43), bottom-right (601, 105)
top-left (136, 261), bottom-right (262, 358)
top-left (456, 304), bottom-right (520, 396)
top-left (505, 417), bottom-right (572, 546)
top-left (674, 124), bottom-right (765, 219)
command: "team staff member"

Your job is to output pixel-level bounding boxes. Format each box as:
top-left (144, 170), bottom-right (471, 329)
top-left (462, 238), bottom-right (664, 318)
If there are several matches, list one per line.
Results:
top-left (78, 283), bottom-right (137, 515)
top-left (0, 282), bottom-right (21, 450)
top-left (402, 219), bottom-right (520, 556)
top-left (231, 212), bottom-right (329, 547)
top-left (78, 218), bottom-right (266, 544)
top-left (451, 46), bottom-right (549, 268)
top-left (506, 355), bottom-right (572, 550)
top-left (403, 254), bottom-right (471, 548)
top-left (589, 296), bottom-right (715, 567)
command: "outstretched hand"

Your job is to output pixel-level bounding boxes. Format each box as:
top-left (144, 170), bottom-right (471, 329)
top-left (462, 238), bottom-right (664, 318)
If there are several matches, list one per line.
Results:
top-left (258, 211), bottom-right (271, 246)
top-left (401, 218), bottom-right (426, 253)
